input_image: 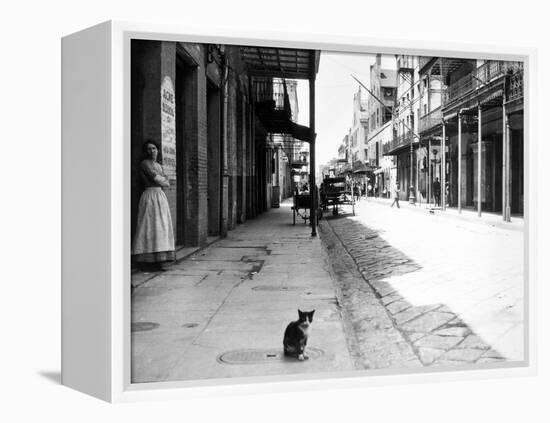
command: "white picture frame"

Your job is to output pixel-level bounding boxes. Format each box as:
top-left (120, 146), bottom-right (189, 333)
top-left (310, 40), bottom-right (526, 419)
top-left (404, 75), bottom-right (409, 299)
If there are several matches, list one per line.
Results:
top-left (61, 20), bottom-right (537, 403)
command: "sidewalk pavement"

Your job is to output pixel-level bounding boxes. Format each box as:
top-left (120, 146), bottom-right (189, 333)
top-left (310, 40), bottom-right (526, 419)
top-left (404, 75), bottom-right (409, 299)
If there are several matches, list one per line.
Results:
top-left (359, 196), bottom-right (523, 232)
top-left (131, 200), bottom-right (354, 383)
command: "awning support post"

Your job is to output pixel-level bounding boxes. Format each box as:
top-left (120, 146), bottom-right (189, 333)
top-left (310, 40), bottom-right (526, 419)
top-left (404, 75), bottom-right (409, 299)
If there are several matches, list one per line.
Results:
top-left (309, 57), bottom-right (317, 237)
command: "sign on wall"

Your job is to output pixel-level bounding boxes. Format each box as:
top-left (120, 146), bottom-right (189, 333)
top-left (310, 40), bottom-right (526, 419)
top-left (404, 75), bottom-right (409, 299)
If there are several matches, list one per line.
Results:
top-left (161, 75), bottom-right (176, 180)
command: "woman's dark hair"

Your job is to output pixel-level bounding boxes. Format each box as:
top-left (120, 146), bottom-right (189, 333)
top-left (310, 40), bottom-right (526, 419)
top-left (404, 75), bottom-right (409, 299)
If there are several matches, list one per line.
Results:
top-left (142, 140), bottom-right (161, 160)
top-left (142, 139), bottom-right (160, 153)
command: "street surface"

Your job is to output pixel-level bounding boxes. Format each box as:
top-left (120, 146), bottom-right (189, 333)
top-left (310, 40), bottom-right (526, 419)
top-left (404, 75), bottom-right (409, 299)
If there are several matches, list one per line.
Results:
top-left (320, 197), bottom-right (524, 367)
top-left (131, 198), bottom-right (524, 382)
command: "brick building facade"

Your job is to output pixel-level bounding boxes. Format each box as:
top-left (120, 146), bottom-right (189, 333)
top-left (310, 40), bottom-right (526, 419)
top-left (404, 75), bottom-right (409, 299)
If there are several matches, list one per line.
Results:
top-left (131, 40), bottom-right (319, 253)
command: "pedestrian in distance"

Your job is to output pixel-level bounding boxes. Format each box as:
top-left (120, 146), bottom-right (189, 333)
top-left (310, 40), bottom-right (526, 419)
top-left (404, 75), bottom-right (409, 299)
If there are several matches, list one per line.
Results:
top-left (132, 140), bottom-right (176, 270)
top-left (433, 177), bottom-right (441, 207)
top-left (390, 184), bottom-right (401, 208)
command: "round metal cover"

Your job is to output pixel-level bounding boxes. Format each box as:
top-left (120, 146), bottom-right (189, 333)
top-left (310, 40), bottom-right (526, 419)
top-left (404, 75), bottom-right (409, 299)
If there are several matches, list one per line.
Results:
top-left (217, 347), bottom-right (324, 364)
top-left (132, 322), bottom-right (160, 332)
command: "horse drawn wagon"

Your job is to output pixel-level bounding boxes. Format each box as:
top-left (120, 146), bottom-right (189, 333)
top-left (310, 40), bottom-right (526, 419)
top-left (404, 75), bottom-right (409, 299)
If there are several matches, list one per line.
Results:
top-left (320, 177), bottom-right (355, 216)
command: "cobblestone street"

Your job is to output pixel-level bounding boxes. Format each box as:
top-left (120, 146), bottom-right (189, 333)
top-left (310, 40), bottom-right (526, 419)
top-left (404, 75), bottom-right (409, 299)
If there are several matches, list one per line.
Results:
top-left (319, 199), bottom-right (524, 369)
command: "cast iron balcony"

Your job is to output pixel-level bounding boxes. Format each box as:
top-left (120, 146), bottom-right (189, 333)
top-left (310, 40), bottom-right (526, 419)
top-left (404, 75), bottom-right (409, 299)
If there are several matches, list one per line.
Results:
top-left (419, 108), bottom-right (443, 134)
top-left (507, 68), bottom-right (524, 102)
top-left (382, 130), bottom-right (414, 155)
top-left (397, 55), bottom-right (415, 71)
top-left (445, 61), bottom-right (522, 104)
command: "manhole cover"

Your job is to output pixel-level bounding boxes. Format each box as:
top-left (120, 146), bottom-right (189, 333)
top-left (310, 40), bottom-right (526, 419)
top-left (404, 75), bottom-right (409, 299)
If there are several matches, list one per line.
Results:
top-left (132, 322), bottom-right (160, 332)
top-left (217, 347), bottom-right (324, 364)
top-left (252, 286), bottom-right (301, 291)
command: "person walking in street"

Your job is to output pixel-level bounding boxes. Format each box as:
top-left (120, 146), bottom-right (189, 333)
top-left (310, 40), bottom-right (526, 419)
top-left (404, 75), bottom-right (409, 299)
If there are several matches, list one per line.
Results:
top-left (132, 140), bottom-right (176, 269)
top-left (354, 183), bottom-right (361, 201)
top-left (433, 177), bottom-right (441, 207)
top-left (390, 183), bottom-right (401, 208)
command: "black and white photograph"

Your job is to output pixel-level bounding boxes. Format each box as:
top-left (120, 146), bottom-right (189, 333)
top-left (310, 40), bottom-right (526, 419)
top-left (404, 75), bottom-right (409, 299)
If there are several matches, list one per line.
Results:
top-left (129, 40), bottom-right (525, 383)
top-left (6, 0), bottom-right (550, 419)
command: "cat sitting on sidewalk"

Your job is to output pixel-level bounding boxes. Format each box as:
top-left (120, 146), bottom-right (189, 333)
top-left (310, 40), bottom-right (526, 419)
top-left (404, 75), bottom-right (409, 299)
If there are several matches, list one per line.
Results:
top-left (283, 309), bottom-right (315, 361)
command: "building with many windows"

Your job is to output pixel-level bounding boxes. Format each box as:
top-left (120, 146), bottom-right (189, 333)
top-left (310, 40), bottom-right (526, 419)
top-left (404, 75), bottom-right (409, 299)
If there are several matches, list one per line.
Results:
top-left (349, 87), bottom-right (369, 164)
top-left (365, 54), bottom-right (397, 196)
top-left (382, 55), bottom-right (524, 218)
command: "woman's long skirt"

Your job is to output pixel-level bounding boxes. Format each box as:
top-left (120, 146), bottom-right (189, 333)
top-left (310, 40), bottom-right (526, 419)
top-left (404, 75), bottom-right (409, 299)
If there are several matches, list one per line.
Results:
top-left (132, 187), bottom-right (175, 263)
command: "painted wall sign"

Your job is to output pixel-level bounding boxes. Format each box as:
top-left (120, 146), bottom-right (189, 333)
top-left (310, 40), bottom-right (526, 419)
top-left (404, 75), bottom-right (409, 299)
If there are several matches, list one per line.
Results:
top-left (161, 75), bottom-right (176, 180)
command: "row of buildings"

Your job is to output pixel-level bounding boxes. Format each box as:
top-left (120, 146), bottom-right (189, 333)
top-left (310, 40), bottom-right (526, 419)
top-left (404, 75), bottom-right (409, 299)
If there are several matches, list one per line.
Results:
top-left (331, 53), bottom-right (524, 219)
top-left (131, 40), bottom-right (319, 256)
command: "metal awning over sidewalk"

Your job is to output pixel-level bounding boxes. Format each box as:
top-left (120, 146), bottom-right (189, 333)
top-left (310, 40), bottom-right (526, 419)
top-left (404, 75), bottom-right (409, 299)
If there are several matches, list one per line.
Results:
top-left (241, 47), bottom-right (320, 80)
top-left (240, 46), bottom-right (321, 236)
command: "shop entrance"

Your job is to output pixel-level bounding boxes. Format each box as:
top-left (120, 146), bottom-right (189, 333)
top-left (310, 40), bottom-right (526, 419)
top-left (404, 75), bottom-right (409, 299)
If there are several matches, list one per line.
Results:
top-left (175, 57), bottom-right (190, 246)
top-left (207, 82), bottom-right (222, 236)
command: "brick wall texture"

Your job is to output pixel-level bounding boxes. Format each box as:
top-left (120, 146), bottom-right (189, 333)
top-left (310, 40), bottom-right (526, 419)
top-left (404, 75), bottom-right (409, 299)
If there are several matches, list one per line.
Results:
top-left (131, 41), bottom-right (275, 249)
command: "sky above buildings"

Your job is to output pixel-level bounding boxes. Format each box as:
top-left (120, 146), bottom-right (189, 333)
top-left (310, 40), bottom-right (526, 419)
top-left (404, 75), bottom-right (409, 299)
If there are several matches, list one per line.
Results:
top-left (296, 52), bottom-right (396, 166)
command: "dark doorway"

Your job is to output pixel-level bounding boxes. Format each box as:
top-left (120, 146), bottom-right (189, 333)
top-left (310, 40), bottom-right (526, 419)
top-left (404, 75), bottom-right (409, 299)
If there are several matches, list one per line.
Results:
top-left (175, 57), bottom-right (190, 246)
top-left (207, 82), bottom-right (222, 236)
top-left (511, 117), bottom-right (524, 215)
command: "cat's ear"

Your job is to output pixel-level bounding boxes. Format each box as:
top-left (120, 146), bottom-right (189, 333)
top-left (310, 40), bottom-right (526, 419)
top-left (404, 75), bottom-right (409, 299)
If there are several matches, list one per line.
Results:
top-left (297, 309), bottom-right (303, 317)
top-left (311, 309), bottom-right (315, 315)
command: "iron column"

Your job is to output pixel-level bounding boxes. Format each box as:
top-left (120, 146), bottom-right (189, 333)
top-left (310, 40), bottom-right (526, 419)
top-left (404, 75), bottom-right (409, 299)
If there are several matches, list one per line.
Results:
top-left (502, 98), bottom-right (507, 221)
top-left (309, 60), bottom-right (317, 237)
top-left (505, 113), bottom-right (512, 222)
top-left (458, 111), bottom-right (462, 213)
top-left (428, 138), bottom-right (431, 207)
top-left (441, 120), bottom-right (446, 211)
top-left (477, 104), bottom-right (482, 217)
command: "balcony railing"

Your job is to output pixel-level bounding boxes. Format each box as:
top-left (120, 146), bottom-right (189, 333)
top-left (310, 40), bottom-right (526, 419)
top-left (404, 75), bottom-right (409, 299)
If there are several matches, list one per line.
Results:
top-left (382, 130), bottom-right (414, 155)
top-left (254, 79), bottom-right (289, 113)
top-left (397, 55), bottom-right (415, 70)
top-left (476, 60), bottom-right (506, 84)
top-left (507, 70), bottom-right (524, 102)
top-left (446, 61), bottom-right (522, 104)
top-left (419, 107), bottom-right (443, 134)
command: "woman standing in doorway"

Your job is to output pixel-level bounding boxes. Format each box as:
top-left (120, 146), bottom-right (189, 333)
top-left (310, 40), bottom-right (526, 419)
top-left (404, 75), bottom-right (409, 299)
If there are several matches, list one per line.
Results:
top-left (132, 140), bottom-right (175, 268)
